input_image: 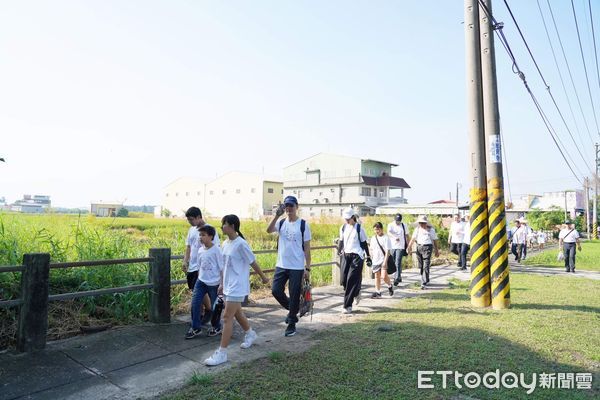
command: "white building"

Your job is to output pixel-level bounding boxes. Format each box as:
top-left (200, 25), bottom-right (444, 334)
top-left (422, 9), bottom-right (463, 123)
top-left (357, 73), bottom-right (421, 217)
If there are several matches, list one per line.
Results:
top-left (10, 194), bottom-right (51, 213)
top-left (283, 153), bottom-right (410, 218)
top-left (512, 190), bottom-right (584, 218)
top-left (91, 201), bottom-right (123, 217)
top-left (157, 172), bottom-right (283, 219)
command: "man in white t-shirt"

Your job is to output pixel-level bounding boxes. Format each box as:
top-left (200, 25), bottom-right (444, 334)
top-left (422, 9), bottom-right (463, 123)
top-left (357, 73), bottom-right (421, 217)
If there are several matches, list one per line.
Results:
top-left (509, 219), bottom-right (526, 263)
top-left (558, 221), bottom-right (581, 273)
top-left (184, 207), bottom-right (220, 322)
top-left (448, 214), bottom-right (465, 268)
top-left (520, 218), bottom-right (533, 260)
top-left (387, 214), bottom-right (409, 286)
top-left (267, 196), bottom-right (311, 337)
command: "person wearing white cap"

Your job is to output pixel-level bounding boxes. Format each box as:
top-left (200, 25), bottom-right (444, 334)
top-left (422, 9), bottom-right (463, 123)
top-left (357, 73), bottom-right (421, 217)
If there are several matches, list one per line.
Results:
top-left (406, 215), bottom-right (439, 289)
top-left (338, 207), bottom-right (371, 314)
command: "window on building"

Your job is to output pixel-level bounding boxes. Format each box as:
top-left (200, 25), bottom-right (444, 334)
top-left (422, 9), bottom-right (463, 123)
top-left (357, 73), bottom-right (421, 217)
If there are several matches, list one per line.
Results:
top-left (251, 188), bottom-right (256, 193)
top-left (268, 188), bottom-right (274, 193)
top-left (281, 189), bottom-right (283, 194)
top-left (361, 187), bottom-right (372, 196)
top-left (166, 193), bottom-right (169, 197)
top-left (185, 192), bottom-right (189, 196)
top-left (236, 189), bottom-right (241, 194)
top-left (197, 191), bottom-right (201, 196)
top-left (209, 190), bottom-right (214, 195)
top-left (319, 192), bottom-right (322, 196)
top-left (175, 192), bottom-right (179, 197)
top-left (222, 189), bottom-right (227, 195)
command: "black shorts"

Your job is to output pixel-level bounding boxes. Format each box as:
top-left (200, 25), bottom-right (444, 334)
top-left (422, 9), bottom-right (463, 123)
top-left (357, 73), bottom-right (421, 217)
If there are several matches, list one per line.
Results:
top-left (186, 271), bottom-right (198, 290)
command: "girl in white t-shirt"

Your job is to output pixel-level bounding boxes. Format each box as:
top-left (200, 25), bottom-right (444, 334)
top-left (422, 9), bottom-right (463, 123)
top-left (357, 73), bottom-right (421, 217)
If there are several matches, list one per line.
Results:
top-left (204, 215), bottom-right (269, 367)
top-left (369, 222), bottom-right (394, 298)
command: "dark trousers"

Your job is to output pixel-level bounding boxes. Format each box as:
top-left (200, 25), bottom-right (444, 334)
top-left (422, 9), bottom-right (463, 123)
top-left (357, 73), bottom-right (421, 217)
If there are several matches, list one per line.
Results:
top-left (450, 243), bottom-right (461, 267)
top-left (416, 244), bottom-right (433, 285)
top-left (391, 249), bottom-right (404, 281)
top-left (342, 253), bottom-right (363, 308)
top-left (563, 242), bottom-right (576, 272)
top-left (272, 267), bottom-right (304, 324)
top-left (511, 243), bottom-right (523, 262)
top-left (522, 243), bottom-right (528, 259)
top-left (459, 243), bottom-right (470, 270)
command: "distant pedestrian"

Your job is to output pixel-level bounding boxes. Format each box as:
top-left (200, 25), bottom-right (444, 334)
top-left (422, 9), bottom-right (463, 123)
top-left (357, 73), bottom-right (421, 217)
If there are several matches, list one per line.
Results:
top-left (184, 207), bottom-right (220, 323)
top-left (537, 230), bottom-right (546, 250)
top-left (407, 215), bottom-right (439, 290)
top-left (204, 215), bottom-right (269, 366)
top-left (520, 218), bottom-right (532, 260)
top-left (510, 219), bottom-right (526, 263)
top-left (459, 215), bottom-right (471, 271)
top-left (186, 225), bottom-right (223, 339)
top-left (338, 208), bottom-right (371, 314)
top-left (369, 222), bottom-right (393, 298)
top-left (448, 214), bottom-right (465, 268)
top-left (267, 196), bottom-right (311, 337)
top-left (558, 221), bottom-right (582, 273)
top-left (387, 213), bottom-right (409, 286)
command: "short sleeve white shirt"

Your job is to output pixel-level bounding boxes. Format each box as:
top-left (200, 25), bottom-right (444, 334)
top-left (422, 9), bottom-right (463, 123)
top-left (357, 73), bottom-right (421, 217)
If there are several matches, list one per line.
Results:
top-left (186, 224), bottom-right (220, 273)
top-left (510, 226), bottom-right (527, 244)
top-left (274, 219), bottom-right (312, 270)
top-left (197, 245), bottom-right (223, 286)
top-left (559, 228), bottom-right (579, 243)
top-left (412, 226), bottom-right (438, 245)
top-left (449, 221), bottom-right (465, 244)
top-left (340, 223), bottom-right (368, 258)
top-left (462, 222), bottom-right (471, 244)
top-left (387, 222), bottom-right (408, 249)
top-left (370, 234), bottom-right (391, 265)
top-left (222, 237), bottom-right (256, 297)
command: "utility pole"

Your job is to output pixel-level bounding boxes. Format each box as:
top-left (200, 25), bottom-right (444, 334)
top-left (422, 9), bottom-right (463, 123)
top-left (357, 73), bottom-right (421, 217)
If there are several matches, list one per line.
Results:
top-left (564, 190), bottom-right (568, 222)
top-left (480, 0), bottom-right (509, 309)
top-left (595, 143), bottom-right (599, 239)
top-left (456, 182), bottom-right (461, 215)
top-left (465, 0), bottom-right (491, 308)
top-left (585, 177), bottom-right (590, 240)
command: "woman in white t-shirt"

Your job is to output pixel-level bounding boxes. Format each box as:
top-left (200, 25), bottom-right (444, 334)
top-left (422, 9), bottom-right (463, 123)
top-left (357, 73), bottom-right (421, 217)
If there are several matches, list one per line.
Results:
top-left (369, 222), bottom-right (393, 298)
top-left (204, 215), bottom-right (269, 367)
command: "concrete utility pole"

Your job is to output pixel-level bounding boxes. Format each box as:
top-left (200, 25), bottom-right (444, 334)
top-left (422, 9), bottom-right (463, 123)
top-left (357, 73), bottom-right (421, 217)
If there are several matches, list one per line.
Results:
top-left (564, 190), bottom-right (568, 222)
top-left (585, 177), bottom-right (590, 239)
top-left (465, 0), bottom-right (491, 308)
top-left (480, 0), bottom-right (509, 310)
top-left (595, 143), bottom-right (599, 239)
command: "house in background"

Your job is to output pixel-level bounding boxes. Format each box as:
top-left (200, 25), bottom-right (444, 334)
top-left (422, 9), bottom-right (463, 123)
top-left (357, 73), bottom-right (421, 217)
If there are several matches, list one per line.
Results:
top-left (157, 172), bottom-right (283, 219)
top-left (283, 153), bottom-right (410, 218)
top-left (91, 201), bottom-right (123, 217)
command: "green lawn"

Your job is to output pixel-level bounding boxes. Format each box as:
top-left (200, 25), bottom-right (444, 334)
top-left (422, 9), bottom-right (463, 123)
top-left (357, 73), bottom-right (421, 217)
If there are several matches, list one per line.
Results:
top-left (523, 240), bottom-right (600, 271)
top-left (165, 274), bottom-right (599, 400)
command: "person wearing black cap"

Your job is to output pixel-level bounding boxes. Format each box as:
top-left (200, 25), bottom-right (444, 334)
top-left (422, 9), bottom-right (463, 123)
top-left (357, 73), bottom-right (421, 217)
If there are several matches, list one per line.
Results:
top-left (558, 221), bottom-right (581, 273)
top-left (267, 195), bottom-right (312, 337)
top-left (387, 213), bottom-right (409, 286)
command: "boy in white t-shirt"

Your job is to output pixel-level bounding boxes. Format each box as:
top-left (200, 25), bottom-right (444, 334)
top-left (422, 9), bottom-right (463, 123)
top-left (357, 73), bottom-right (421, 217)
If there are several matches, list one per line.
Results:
top-left (185, 225), bottom-right (224, 339)
top-left (267, 196), bottom-right (312, 337)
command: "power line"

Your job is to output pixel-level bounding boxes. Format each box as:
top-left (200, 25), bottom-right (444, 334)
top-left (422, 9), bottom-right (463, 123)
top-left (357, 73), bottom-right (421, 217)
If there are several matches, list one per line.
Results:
top-left (502, 0), bottom-right (593, 175)
top-left (546, 0), bottom-right (596, 147)
top-left (536, 0), bottom-right (588, 152)
top-left (589, 0), bottom-right (600, 99)
top-left (477, 0), bottom-right (583, 185)
top-left (571, 0), bottom-right (600, 138)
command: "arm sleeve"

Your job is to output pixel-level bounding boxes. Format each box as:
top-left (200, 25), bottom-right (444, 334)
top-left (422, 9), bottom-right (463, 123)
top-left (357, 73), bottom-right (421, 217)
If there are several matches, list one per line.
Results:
top-left (241, 241), bottom-right (256, 265)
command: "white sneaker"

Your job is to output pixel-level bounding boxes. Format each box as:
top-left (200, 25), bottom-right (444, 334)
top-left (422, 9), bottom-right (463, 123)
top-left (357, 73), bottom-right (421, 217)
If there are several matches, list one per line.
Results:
top-left (240, 329), bottom-right (257, 349)
top-left (342, 307), bottom-right (352, 314)
top-left (204, 348), bottom-right (227, 366)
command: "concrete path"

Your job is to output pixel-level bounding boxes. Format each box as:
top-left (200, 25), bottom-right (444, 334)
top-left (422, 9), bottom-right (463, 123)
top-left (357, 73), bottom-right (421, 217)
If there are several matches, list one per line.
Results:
top-left (1, 261), bottom-right (597, 400)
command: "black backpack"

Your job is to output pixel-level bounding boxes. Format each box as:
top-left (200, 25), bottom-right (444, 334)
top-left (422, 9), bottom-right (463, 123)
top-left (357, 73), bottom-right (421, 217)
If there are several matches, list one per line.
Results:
top-left (340, 223), bottom-right (370, 257)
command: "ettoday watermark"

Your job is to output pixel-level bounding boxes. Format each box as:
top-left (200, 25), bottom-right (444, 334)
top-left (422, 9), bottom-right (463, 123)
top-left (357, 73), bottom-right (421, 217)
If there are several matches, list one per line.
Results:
top-left (418, 370), bottom-right (593, 394)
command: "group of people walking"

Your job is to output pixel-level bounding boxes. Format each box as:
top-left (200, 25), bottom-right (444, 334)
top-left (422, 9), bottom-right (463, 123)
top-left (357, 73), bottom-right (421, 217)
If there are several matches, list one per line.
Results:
top-left (180, 199), bottom-right (473, 366)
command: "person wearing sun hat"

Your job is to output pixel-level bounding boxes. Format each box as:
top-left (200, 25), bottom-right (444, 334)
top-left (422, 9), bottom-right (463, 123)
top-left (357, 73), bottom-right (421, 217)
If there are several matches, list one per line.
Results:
top-left (338, 207), bottom-right (371, 314)
top-left (406, 215), bottom-right (439, 290)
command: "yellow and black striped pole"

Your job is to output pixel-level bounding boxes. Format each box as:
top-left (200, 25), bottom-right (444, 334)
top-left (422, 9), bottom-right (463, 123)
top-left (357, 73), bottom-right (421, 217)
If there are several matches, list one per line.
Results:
top-left (469, 188), bottom-right (491, 307)
top-left (465, 0), bottom-right (492, 307)
top-left (480, 0), bottom-right (510, 309)
top-left (487, 178), bottom-right (510, 309)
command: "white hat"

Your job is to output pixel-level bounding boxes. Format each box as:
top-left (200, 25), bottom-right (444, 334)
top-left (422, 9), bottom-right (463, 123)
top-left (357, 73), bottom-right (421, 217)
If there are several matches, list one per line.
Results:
top-left (342, 207), bottom-right (355, 220)
top-left (416, 215), bottom-right (429, 224)
top-left (519, 218), bottom-right (528, 224)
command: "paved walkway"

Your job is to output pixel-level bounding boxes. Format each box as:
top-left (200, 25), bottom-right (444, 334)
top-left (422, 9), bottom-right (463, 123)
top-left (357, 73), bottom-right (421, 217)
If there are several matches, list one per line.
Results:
top-left (1, 262), bottom-right (597, 400)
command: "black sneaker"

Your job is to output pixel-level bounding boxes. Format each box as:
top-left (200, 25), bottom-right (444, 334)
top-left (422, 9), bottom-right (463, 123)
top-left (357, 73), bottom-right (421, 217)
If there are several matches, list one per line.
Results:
top-left (388, 286), bottom-right (394, 296)
top-left (185, 327), bottom-right (202, 340)
top-left (285, 323), bottom-right (297, 337)
top-left (207, 326), bottom-right (222, 337)
top-left (370, 292), bottom-right (381, 298)
top-left (393, 279), bottom-right (400, 287)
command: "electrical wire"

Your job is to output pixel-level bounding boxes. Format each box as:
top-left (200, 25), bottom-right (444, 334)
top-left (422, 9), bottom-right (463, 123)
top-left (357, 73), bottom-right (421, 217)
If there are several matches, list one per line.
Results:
top-left (589, 0), bottom-right (600, 99)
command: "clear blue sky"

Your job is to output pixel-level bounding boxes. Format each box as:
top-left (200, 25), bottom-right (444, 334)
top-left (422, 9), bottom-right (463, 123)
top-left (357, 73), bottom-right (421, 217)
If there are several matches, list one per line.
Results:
top-left (1, 0), bottom-right (597, 208)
